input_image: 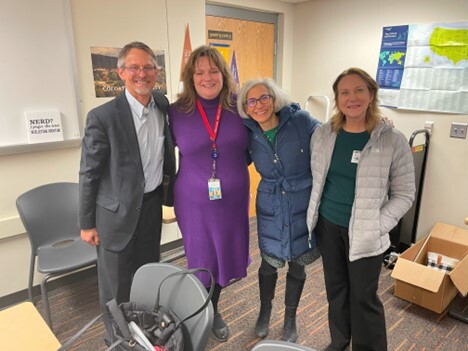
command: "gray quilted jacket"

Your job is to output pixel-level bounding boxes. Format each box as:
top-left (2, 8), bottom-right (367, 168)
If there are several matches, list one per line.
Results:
top-left (306, 120), bottom-right (415, 261)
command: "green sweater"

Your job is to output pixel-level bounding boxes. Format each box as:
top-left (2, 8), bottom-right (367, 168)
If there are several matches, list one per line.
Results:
top-left (319, 129), bottom-right (369, 228)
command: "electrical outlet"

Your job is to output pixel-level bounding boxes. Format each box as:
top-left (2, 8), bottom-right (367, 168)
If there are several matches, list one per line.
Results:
top-left (424, 121), bottom-right (434, 135)
top-left (450, 122), bottom-right (468, 139)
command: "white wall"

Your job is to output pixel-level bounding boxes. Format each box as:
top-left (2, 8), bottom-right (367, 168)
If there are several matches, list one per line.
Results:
top-left (291, 0), bottom-right (468, 239)
top-left (1, 0), bottom-right (466, 299)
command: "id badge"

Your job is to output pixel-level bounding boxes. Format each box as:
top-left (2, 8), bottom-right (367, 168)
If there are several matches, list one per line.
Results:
top-left (351, 150), bottom-right (361, 164)
top-left (208, 178), bottom-right (222, 200)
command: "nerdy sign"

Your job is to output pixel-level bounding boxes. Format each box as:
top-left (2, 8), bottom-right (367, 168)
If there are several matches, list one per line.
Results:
top-left (25, 110), bottom-right (64, 143)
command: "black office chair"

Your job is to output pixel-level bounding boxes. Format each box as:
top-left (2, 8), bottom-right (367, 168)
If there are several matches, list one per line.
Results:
top-left (16, 182), bottom-right (97, 330)
top-left (130, 262), bottom-right (214, 351)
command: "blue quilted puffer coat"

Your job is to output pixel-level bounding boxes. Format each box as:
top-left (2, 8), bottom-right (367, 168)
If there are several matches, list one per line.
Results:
top-left (243, 103), bottom-right (321, 261)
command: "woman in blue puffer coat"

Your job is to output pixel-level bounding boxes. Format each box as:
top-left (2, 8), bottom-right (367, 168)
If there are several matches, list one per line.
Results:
top-left (237, 78), bottom-right (321, 342)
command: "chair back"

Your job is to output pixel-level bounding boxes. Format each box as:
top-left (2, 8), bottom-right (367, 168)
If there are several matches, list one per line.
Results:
top-left (16, 182), bottom-right (80, 254)
top-left (130, 262), bottom-right (214, 351)
top-left (252, 340), bottom-right (317, 351)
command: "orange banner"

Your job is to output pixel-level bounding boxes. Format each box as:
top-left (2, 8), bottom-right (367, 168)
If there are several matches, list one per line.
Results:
top-left (180, 23), bottom-right (192, 81)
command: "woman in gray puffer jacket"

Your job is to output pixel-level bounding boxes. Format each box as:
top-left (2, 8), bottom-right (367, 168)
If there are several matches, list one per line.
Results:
top-left (307, 68), bottom-right (415, 351)
top-left (238, 78), bottom-right (321, 343)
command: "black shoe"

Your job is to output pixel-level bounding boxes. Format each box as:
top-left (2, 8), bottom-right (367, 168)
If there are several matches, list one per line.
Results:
top-left (212, 312), bottom-right (229, 342)
top-left (256, 271), bottom-right (277, 338)
top-left (282, 305), bottom-right (297, 342)
top-left (324, 343), bottom-right (350, 351)
top-left (282, 274), bottom-right (305, 343)
top-left (255, 301), bottom-right (272, 338)
top-left (104, 333), bottom-right (113, 347)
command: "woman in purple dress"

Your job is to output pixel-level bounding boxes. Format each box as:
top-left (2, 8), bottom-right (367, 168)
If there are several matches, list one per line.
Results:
top-left (168, 45), bottom-right (250, 342)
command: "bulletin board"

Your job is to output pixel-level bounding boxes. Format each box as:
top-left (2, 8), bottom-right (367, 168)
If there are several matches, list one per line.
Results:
top-left (0, 0), bottom-right (82, 155)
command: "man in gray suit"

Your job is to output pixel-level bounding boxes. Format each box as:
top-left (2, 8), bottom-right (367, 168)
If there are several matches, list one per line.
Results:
top-left (79, 41), bottom-right (175, 344)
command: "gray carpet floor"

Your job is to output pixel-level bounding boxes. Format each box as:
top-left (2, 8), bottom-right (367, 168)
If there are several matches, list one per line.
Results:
top-left (43, 219), bottom-right (467, 350)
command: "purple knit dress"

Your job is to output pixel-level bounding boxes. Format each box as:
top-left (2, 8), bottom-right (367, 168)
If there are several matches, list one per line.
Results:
top-left (168, 96), bottom-right (250, 287)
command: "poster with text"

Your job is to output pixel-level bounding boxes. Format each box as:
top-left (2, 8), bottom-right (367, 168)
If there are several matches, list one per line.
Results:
top-left (91, 47), bottom-right (167, 98)
top-left (376, 25), bottom-right (408, 108)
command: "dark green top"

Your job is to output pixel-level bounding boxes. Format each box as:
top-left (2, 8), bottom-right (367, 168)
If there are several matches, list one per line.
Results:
top-left (263, 125), bottom-right (278, 144)
top-left (319, 129), bottom-right (370, 228)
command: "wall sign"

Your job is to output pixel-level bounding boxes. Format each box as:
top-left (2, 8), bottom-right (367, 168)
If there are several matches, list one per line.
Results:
top-left (25, 110), bottom-right (64, 144)
top-left (208, 30), bottom-right (233, 41)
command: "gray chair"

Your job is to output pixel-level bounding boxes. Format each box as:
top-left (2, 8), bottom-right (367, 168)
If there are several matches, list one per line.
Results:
top-left (252, 340), bottom-right (318, 351)
top-left (130, 262), bottom-right (214, 351)
top-left (16, 182), bottom-right (97, 330)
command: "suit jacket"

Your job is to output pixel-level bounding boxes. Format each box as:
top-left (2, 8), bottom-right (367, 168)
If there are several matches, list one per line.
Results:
top-left (79, 90), bottom-right (175, 251)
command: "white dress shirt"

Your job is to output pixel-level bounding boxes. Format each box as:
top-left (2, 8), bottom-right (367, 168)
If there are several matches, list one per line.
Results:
top-left (125, 89), bottom-right (165, 193)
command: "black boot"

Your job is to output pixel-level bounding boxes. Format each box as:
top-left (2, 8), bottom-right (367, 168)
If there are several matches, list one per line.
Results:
top-left (210, 283), bottom-right (229, 342)
top-left (212, 312), bottom-right (229, 342)
top-left (255, 271), bottom-right (278, 338)
top-left (283, 273), bottom-right (305, 343)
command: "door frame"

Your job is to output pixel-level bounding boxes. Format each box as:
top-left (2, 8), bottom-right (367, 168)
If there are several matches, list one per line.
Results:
top-left (205, 4), bottom-right (278, 80)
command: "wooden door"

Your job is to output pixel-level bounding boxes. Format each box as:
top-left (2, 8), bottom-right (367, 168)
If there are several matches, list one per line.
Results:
top-left (206, 15), bottom-right (275, 217)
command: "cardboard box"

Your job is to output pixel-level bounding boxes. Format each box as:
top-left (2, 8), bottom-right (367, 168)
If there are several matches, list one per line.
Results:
top-left (391, 222), bottom-right (468, 313)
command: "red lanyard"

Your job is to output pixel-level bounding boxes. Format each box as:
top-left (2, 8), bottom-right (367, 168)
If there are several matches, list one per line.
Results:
top-left (196, 99), bottom-right (222, 150)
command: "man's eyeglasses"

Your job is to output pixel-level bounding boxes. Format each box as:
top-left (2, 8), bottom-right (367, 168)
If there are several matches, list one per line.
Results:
top-left (245, 94), bottom-right (273, 108)
top-left (124, 66), bottom-right (157, 74)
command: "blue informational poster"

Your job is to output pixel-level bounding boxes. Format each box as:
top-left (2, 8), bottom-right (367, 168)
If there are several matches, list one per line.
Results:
top-left (376, 25), bottom-right (409, 91)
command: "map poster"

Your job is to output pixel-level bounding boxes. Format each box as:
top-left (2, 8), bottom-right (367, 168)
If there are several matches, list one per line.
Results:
top-left (376, 25), bottom-right (409, 107)
top-left (376, 21), bottom-right (468, 114)
top-left (398, 22), bottom-right (468, 114)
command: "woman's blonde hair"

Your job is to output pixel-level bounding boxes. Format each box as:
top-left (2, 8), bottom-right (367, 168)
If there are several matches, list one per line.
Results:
top-left (176, 45), bottom-right (236, 113)
top-left (330, 67), bottom-right (381, 133)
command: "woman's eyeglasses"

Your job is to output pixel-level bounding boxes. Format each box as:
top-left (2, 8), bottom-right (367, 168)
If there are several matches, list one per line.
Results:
top-left (245, 94), bottom-right (273, 108)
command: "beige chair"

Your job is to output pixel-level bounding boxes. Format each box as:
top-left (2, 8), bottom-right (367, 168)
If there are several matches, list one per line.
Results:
top-left (0, 302), bottom-right (61, 351)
